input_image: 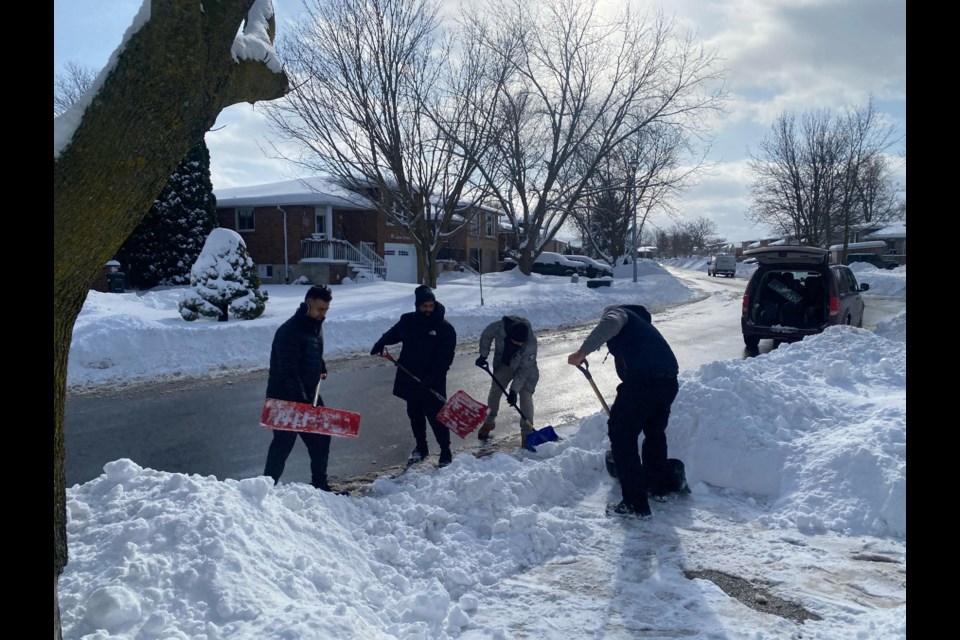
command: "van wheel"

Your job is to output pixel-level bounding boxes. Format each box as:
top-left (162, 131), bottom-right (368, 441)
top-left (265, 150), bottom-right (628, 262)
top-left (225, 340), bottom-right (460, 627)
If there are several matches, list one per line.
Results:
top-left (743, 335), bottom-right (760, 350)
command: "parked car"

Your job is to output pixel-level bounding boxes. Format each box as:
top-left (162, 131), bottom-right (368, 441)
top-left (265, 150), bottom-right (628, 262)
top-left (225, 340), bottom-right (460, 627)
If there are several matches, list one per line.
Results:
top-left (707, 253), bottom-right (737, 277)
top-left (499, 252), bottom-right (586, 277)
top-left (564, 255), bottom-right (614, 278)
top-left (843, 253), bottom-right (898, 270)
top-left (740, 246), bottom-right (869, 351)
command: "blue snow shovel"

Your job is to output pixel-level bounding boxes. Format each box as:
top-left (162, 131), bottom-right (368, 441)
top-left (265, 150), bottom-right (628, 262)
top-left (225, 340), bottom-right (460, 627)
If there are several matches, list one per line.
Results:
top-left (477, 361), bottom-right (559, 452)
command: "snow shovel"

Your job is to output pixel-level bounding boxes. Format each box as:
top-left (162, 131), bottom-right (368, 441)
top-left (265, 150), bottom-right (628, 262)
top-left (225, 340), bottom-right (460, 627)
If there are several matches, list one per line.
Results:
top-left (380, 348), bottom-right (490, 438)
top-left (477, 361), bottom-right (559, 452)
top-left (575, 359), bottom-right (689, 493)
top-left (575, 358), bottom-right (617, 477)
top-left (260, 377), bottom-right (361, 438)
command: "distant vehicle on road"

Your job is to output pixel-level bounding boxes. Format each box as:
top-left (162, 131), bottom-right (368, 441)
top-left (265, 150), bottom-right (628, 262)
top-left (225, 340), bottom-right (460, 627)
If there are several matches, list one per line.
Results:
top-left (707, 254), bottom-right (737, 277)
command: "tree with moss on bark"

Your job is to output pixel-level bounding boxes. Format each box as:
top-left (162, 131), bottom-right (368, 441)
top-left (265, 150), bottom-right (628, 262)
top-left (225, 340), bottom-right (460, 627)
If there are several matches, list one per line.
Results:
top-left (53, 2), bottom-right (289, 636)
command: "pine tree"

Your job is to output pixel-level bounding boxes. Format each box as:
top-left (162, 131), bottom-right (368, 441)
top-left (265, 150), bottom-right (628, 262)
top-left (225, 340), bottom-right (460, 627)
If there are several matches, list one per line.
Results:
top-left (117, 140), bottom-right (218, 289)
top-left (179, 228), bottom-right (268, 322)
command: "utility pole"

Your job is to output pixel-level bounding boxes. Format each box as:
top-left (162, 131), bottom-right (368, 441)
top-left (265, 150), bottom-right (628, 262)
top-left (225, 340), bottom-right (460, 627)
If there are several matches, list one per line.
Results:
top-left (627, 158), bottom-right (639, 283)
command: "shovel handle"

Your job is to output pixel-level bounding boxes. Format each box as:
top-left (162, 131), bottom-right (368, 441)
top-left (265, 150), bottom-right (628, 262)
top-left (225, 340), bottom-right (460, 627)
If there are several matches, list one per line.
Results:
top-left (381, 348), bottom-right (447, 403)
top-left (312, 378), bottom-right (322, 408)
top-left (576, 358), bottom-right (611, 416)
top-left (478, 360), bottom-right (533, 425)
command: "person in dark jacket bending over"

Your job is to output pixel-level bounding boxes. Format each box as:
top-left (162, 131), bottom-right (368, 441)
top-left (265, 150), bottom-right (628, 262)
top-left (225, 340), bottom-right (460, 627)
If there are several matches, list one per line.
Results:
top-left (263, 285), bottom-right (334, 491)
top-left (475, 316), bottom-right (539, 448)
top-left (567, 304), bottom-right (679, 517)
top-left (370, 285), bottom-right (457, 467)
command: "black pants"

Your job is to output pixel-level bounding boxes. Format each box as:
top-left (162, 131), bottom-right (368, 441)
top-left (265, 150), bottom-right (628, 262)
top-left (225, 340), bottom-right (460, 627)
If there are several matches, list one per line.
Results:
top-left (406, 392), bottom-right (451, 455)
top-left (264, 430), bottom-right (331, 489)
top-left (608, 376), bottom-right (679, 508)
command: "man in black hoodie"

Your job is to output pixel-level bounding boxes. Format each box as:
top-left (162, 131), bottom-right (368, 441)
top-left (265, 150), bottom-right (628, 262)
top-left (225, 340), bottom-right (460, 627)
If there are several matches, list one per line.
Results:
top-left (567, 304), bottom-right (680, 517)
top-left (371, 285), bottom-right (457, 467)
top-left (263, 285), bottom-right (334, 490)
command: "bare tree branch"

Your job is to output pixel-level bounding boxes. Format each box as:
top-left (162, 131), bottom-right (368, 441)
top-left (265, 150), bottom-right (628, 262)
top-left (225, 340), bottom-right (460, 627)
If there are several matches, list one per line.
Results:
top-left (461, 0), bottom-right (725, 274)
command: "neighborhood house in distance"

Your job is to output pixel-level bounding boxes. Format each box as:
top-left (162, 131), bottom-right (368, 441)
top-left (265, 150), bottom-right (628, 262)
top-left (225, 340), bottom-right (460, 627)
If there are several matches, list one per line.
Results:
top-left (212, 178), bottom-right (567, 286)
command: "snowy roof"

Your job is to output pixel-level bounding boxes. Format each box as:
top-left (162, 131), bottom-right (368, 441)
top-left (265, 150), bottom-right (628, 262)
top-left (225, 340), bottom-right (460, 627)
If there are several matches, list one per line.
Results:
top-left (864, 222), bottom-right (906, 239)
top-left (828, 240), bottom-right (887, 251)
top-left (214, 178), bottom-right (376, 210)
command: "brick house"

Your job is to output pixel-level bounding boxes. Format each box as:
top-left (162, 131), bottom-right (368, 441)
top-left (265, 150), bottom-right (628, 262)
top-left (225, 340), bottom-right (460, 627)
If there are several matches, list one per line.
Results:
top-left (436, 207), bottom-right (501, 274)
top-left (215, 178), bottom-right (501, 284)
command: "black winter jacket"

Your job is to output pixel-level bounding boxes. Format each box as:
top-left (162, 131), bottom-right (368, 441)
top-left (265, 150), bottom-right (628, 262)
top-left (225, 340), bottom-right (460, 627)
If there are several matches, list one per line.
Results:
top-left (606, 305), bottom-right (678, 383)
top-left (265, 303), bottom-right (327, 403)
top-left (376, 301), bottom-right (457, 401)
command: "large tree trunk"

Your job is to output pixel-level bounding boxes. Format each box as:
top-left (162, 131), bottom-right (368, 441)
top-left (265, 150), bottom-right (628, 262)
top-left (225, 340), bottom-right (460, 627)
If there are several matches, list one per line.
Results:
top-left (53, 2), bottom-right (288, 637)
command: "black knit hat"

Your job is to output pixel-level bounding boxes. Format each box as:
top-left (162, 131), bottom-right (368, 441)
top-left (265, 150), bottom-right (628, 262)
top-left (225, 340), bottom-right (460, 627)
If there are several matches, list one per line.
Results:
top-left (508, 322), bottom-right (529, 342)
top-left (414, 285), bottom-right (436, 307)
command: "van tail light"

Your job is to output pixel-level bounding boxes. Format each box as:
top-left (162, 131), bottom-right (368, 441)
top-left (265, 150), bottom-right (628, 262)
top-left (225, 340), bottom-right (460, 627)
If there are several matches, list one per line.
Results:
top-left (828, 295), bottom-right (840, 316)
top-left (742, 294), bottom-right (750, 316)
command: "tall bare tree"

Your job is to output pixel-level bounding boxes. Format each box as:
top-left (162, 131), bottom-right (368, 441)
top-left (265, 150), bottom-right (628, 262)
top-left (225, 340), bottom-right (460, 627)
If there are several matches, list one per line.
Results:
top-left (53, 2), bottom-right (288, 636)
top-left (53, 62), bottom-right (98, 117)
top-left (463, 0), bottom-right (724, 274)
top-left (685, 216), bottom-right (722, 254)
top-left (747, 98), bottom-right (901, 249)
top-left (569, 123), bottom-right (702, 265)
top-left (263, 0), bottom-right (506, 287)
top-left (831, 99), bottom-right (902, 255)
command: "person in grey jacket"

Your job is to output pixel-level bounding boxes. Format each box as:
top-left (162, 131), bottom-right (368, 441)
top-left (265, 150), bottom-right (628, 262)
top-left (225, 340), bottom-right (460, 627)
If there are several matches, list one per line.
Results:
top-left (567, 304), bottom-right (680, 518)
top-left (475, 316), bottom-right (539, 447)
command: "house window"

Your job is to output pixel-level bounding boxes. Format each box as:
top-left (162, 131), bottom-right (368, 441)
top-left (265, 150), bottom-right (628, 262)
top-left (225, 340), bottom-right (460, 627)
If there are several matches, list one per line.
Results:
top-left (485, 215), bottom-right (495, 237)
top-left (236, 207), bottom-right (255, 231)
top-left (258, 264), bottom-right (273, 278)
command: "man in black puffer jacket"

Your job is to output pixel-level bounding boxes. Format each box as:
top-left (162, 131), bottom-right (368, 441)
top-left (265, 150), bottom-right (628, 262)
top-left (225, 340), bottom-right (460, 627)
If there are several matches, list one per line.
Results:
top-left (263, 285), bottom-right (334, 490)
top-left (370, 285), bottom-right (457, 467)
top-left (567, 304), bottom-right (681, 518)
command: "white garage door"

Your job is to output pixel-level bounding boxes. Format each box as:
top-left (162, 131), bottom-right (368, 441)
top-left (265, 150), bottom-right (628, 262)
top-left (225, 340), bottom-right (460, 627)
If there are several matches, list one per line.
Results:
top-left (384, 243), bottom-right (417, 283)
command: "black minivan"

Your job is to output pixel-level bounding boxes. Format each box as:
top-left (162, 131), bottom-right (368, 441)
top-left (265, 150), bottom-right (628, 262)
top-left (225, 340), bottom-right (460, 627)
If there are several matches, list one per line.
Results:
top-left (741, 246), bottom-right (869, 350)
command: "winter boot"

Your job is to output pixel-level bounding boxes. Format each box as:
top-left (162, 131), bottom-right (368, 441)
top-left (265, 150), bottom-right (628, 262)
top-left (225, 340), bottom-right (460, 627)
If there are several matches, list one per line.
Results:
top-left (478, 421), bottom-right (496, 441)
top-left (407, 447), bottom-right (429, 467)
top-left (610, 500), bottom-right (652, 518)
top-left (438, 448), bottom-right (453, 468)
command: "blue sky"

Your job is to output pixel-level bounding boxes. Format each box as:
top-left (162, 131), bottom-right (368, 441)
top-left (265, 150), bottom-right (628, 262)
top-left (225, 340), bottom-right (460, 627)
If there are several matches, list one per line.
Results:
top-left (53, 0), bottom-right (906, 245)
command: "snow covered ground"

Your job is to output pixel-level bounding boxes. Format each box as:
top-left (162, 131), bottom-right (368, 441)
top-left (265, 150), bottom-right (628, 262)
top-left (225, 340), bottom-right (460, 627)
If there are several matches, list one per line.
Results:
top-left (60, 260), bottom-right (907, 639)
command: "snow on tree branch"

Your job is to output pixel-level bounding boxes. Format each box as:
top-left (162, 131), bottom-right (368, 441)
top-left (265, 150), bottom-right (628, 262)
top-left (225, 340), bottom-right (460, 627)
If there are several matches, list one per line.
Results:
top-left (233, 0), bottom-right (283, 72)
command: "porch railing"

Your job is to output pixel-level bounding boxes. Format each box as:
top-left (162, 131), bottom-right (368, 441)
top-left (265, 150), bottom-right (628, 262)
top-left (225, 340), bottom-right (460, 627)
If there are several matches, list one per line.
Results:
top-left (300, 237), bottom-right (386, 279)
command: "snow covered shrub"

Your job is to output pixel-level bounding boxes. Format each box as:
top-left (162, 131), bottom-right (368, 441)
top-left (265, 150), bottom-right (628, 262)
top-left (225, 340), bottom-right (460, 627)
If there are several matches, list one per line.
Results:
top-left (178, 228), bottom-right (268, 321)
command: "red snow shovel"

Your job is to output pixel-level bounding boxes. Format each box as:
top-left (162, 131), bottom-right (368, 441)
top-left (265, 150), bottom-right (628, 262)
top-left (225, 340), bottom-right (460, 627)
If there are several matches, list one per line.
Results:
top-left (260, 378), bottom-right (361, 438)
top-left (477, 361), bottom-right (560, 452)
top-left (381, 348), bottom-right (490, 438)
